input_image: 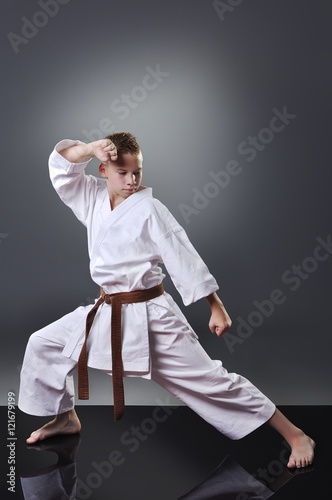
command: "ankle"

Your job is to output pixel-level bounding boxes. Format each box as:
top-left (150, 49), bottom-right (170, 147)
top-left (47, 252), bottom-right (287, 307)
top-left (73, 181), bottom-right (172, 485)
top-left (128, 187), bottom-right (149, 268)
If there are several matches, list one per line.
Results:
top-left (56, 409), bottom-right (74, 423)
top-left (287, 428), bottom-right (306, 445)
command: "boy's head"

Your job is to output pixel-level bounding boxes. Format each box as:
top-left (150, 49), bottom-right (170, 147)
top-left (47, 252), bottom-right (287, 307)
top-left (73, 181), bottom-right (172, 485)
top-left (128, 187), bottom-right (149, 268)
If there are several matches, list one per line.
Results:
top-left (99, 132), bottom-right (144, 206)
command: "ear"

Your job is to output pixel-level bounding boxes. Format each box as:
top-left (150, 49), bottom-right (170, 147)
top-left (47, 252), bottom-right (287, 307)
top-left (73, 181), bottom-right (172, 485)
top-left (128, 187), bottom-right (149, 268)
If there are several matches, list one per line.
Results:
top-left (99, 163), bottom-right (108, 178)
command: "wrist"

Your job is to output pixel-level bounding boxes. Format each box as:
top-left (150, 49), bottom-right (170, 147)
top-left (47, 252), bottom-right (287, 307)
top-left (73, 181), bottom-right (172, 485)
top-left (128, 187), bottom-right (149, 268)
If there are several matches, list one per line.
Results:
top-left (206, 292), bottom-right (223, 308)
top-left (77, 142), bottom-right (94, 162)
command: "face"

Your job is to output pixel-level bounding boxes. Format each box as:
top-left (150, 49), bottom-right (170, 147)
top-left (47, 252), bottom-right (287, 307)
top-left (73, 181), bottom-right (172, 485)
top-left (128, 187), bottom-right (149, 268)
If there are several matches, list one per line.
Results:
top-left (99, 152), bottom-right (143, 208)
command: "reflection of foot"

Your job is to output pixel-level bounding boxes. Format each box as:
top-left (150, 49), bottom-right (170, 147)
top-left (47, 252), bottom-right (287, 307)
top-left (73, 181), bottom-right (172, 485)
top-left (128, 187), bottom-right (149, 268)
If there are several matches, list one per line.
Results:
top-left (26, 409), bottom-right (81, 445)
top-left (289, 464), bottom-right (315, 475)
top-left (26, 433), bottom-right (81, 465)
top-left (178, 456), bottom-right (276, 500)
top-left (269, 462), bottom-right (314, 493)
top-left (287, 434), bottom-right (315, 468)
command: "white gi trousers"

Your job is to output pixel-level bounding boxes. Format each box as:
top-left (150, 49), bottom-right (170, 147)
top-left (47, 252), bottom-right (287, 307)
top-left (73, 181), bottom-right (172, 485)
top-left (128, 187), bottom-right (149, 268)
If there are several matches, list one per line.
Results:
top-left (18, 300), bottom-right (276, 441)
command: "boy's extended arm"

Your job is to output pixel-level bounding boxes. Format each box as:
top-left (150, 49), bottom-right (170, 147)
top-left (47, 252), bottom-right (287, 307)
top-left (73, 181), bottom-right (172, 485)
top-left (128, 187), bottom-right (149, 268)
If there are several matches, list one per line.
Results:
top-left (206, 292), bottom-right (232, 337)
top-left (59, 139), bottom-right (118, 164)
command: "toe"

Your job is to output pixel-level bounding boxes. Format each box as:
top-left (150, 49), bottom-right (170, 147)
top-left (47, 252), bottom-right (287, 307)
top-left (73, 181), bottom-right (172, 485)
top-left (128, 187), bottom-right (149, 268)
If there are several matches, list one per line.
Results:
top-left (26, 431), bottom-right (39, 444)
top-left (287, 456), bottom-right (296, 468)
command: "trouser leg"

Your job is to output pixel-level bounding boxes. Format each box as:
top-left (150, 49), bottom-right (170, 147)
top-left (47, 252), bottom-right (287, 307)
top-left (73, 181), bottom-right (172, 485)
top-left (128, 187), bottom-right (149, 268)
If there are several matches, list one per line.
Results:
top-left (149, 305), bottom-right (276, 440)
top-left (18, 327), bottom-right (78, 417)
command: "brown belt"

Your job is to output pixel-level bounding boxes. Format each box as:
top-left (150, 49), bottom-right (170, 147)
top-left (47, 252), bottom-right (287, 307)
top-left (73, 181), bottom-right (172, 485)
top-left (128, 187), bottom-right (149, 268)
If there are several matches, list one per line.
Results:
top-left (77, 283), bottom-right (164, 421)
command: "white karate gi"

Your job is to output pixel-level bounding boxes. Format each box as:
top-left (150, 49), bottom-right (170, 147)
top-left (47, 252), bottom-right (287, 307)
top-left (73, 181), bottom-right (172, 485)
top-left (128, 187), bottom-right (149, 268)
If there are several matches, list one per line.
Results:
top-left (18, 140), bottom-right (275, 440)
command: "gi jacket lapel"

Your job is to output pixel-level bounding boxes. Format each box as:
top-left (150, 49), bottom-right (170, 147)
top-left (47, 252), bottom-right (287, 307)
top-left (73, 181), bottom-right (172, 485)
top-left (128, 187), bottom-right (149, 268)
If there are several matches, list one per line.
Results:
top-left (90, 187), bottom-right (152, 266)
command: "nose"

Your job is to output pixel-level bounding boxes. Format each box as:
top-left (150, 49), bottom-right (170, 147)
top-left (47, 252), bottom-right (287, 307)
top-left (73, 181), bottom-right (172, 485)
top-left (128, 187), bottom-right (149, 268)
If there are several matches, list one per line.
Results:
top-left (127, 173), bottom-right (137, 185)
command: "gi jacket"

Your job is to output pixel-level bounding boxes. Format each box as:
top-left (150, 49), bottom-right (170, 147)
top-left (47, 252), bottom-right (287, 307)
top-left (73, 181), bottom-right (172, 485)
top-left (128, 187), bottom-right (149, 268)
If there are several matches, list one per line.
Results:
top-left (49, 140), bottom-right (219, 375)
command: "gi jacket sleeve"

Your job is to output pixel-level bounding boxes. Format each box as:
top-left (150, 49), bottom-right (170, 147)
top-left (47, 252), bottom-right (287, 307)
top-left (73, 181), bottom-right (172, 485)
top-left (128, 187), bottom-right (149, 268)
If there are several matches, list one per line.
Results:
top-left (151, 199), bottom-right (219, 305)
top-left (48, 139), bottom-right (102, 226)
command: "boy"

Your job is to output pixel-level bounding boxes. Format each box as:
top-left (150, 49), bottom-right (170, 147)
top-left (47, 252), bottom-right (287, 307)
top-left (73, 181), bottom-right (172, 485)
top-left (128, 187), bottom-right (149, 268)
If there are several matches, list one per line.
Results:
top-left (18, 133), bottom-right (315, 468)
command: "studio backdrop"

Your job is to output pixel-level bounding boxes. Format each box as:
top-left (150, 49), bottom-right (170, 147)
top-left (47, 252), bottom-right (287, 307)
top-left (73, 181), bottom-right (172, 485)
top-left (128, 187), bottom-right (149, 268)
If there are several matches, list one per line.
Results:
top-left (1, 0), bottom-right (331, 406)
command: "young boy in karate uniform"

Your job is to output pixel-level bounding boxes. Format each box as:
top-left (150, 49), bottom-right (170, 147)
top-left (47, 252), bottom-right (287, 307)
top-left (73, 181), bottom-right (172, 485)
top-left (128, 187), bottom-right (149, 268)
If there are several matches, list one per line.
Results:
top-left (18, 133), bottom-right (315, 468)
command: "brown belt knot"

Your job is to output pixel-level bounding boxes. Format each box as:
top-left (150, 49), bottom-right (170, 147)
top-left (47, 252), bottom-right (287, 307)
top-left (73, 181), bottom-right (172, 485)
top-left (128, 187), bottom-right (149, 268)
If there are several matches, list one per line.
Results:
top-left (78, 283), bottom-right (164, 421)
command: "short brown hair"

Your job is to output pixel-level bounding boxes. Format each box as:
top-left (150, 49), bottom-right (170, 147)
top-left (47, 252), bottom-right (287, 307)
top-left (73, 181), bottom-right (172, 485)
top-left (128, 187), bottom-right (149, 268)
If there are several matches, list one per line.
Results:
top-left (105, 132), bottom-right (140, 155)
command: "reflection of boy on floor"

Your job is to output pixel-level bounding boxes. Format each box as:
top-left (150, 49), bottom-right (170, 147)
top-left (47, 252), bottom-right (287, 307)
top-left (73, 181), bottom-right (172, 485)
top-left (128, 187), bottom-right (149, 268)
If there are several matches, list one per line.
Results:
top-left (18, 133), bottom-right (315, 468)
top-left (178, 453), bottom-right (314, 499)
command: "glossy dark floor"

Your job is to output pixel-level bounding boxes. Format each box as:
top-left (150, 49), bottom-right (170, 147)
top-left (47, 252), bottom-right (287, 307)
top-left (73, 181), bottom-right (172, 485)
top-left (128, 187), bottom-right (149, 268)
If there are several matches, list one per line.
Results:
top-left (0, 406), bottom-right (328, 499)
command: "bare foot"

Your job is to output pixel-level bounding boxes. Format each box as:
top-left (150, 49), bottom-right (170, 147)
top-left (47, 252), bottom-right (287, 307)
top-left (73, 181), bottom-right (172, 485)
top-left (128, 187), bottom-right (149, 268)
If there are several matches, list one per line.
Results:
top-left (267, 408), bottom-right (316, 469)
top-left (287, 432), bottom-right (315, 468)
top-left (26, 409), bottom-right (81, 445)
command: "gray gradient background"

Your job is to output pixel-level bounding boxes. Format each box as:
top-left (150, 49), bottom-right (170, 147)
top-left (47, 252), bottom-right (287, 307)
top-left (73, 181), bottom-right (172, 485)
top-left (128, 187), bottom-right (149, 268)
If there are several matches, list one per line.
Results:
top-left (1, 0), bottom-right (331, 406)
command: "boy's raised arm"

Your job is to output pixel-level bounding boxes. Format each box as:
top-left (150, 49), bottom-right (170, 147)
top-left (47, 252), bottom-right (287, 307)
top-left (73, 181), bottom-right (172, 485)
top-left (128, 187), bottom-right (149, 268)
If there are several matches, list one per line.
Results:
top-left (59, 139), bottom-right (118, 164)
